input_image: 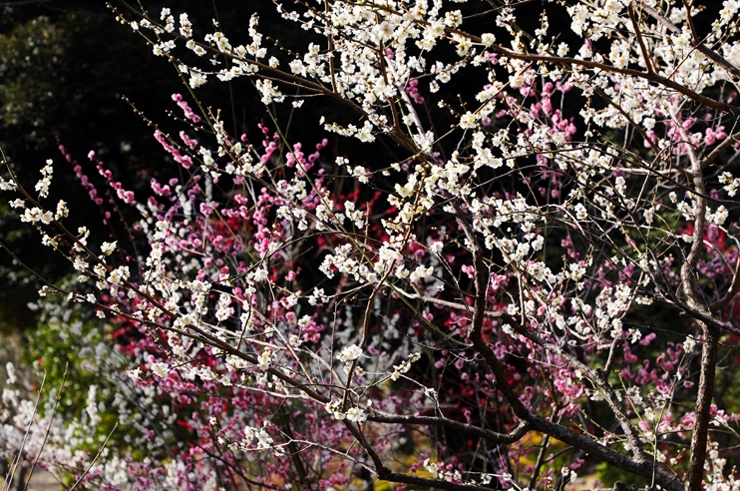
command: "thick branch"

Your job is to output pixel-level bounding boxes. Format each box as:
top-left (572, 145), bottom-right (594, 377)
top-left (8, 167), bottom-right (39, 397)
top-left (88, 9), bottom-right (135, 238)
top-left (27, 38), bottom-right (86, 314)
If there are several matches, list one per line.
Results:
top-left (394, 287), bottom-right (503, 318)
top-left (455, 209), bottom-right (531, 420)
top-left (658, 295), bottom-right (740, 336)
top-left (454, 210), bottom-right (682, 490)
top-left (677, 112), bottom-right (718, 491)
top-left (347, 421), bottom-right (501, 491)
top-left (530, 416), bottom-right (683, 491)
top-left (628, 4), bottom-right (654, 74)
top-left (377, 469), bottom-right (494, 491)
top-left (504, 318), bottom-right (648, 462)
top-left (680, 0), bottom-right (700, 45)
top-left (685, 322), bottom-right (718, 491)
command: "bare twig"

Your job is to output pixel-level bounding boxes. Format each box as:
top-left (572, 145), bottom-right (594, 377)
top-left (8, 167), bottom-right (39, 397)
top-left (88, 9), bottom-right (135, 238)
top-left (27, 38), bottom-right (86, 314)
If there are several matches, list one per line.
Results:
top-left (21, 365), bottom-right (67, 491)
top-left (4, 374), bottom-right (46, 491)
top-left (367, 413), bottom-right (530, 444)
top-left (680, 0), bottom-right (700, 44)
top-left (68, 422), bottom-right (119, 491)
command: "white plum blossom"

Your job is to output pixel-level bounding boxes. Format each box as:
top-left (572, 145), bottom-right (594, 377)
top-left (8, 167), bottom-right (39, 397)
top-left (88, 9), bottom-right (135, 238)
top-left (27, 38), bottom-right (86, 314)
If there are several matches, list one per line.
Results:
top-left (151, 362), bottom-right (170, 378)
top-left (101, 241), bottom-right (117, 256)
top-left (346, 406), bottom-right (367, 422)
top-left (3, 1), bottom-right (740, 489)
top-left (243, 425), bottom-right (274, 450)
top-left (337, 344), bottom-right (362, 362)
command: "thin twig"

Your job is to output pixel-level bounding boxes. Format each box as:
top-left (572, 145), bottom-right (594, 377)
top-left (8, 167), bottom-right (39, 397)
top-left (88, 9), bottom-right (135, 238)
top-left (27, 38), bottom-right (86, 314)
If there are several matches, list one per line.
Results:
top-left (628, 4), bottom-right (654, 74)
top-left (5, 374), bottom-right (46, 491)
top-left (22, 365), bottom-right (68, 491)
top-left (68, 422), bottom-right (119, 491)
top-left (367, 413), bottom-right (530, 444)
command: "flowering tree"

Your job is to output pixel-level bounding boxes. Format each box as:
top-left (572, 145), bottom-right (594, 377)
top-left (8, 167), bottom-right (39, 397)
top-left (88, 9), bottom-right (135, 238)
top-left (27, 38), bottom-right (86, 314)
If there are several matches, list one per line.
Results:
top-left (3, 0), bottom-right (740, 490)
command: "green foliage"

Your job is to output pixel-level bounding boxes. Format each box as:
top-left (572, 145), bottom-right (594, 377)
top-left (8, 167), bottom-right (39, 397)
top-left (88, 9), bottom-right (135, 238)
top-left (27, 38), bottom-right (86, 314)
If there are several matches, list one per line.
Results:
top-left (23, 287), bottom-right (140, 457)
top-left (596, 460), bottom-right (650, 489)
top-left (0, 16), bottom-right (68, 138)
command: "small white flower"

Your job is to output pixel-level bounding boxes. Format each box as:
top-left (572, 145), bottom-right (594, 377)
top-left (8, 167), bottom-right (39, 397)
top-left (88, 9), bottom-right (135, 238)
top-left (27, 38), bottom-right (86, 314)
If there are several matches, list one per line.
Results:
top-left (55, 200), bottom-right (68, 219)
top-left (337, 344), bottom-right (362, 362)
top-left (244, 426), bottom-right (274, 450)
top-left (189, 71), bottom-right (207, 88)
top-left (73, 257), bottom-right (88, 272)
top-left (325, 400), bottom-right (346, 420)
top-left (346, 406), bottom-right (367, 422)
top-left (186, 39), bottom-right (207, 56)
top-left (410, 265), bottom-right (433, 283)
top-left (151, 362), bottom-right (169, 378)
top-left (459, 112), bottom-right (477, 129)
top-left (258, 350), bottom-right (272, 370)
top-left (101, 241), bottom-right (117, 256)
top-left (5, 362), bottom-right (17, 385)
top-left (179, 13), bottom-right (192, 37)
top-left (481, 33), bottom-right (495, 47)
top-left (107, 266), bottom-right (130, 285)
top-left (713, 205), bottom-right (729, 225)
top-left (253, 267), bottom-right (269, 282)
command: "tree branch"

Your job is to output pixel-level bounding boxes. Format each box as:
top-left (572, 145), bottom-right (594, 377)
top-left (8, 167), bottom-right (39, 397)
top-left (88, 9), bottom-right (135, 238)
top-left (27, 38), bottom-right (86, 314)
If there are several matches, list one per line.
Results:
top-left (479, 40), bottom-right (740, 116)
top-left (710, 253), bottom-right (740, 312)
top-left (453, 208), bottom-right (682, 491)
top-left (530, 415), bottom-right (683, 491)
top-left (628, 4), bottom-right (654, 74)
top-left (367, 413), bottom-right (530, 444)
top-left (640, 4), bottom-right (740, 82)
top-left (455, 207), bottom-right (531, 420)
top-left (676, 113), bottom-right (719, 491)
top-left (700, 130), bottom-right (740, 170)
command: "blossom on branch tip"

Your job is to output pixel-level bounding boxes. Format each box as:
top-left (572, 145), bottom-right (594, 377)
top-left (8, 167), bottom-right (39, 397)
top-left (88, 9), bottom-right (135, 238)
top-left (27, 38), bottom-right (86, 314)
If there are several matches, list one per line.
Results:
top-left (346, 406), bottom-right (367, 422)
top-left (101, 241), bottom-right (117, 256)
top-left (5, 0), bottom-right (740, 487)
top-left (150, 362), bottom-right (169, 378)
top-left (337, 344), bottom-right (362, 362)
top-left (189, 71), bottom-right (207, 88)
top-left (20, 207), bottom-right (52, 225)
top-left (325, 400), bottom-right (346, 420)
top-left (243, 426), bottom-right (273, 450)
